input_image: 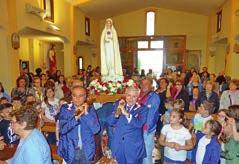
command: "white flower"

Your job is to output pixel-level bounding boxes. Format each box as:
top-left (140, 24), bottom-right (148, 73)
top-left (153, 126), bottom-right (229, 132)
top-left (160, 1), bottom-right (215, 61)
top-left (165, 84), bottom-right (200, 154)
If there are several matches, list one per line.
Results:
top-left (108, 83), bottom-right (113, 87)
top-left (90, 79), bottom-right (97, 86)
top-left (102, 86), bottom-right (107, 91)
top-left (116, 83), bottom-right (122, 88)
top-left (127, 79), bottom-right (134, 86)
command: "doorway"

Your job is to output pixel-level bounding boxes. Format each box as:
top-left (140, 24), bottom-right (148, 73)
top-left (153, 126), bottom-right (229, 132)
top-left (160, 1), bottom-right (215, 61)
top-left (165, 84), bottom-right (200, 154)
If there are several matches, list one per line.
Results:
top-left (137, 50), bottom-right (164, 77)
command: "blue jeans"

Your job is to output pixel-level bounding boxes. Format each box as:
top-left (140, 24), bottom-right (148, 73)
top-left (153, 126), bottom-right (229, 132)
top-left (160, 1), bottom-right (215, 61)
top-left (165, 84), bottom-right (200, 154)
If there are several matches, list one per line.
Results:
top-left (73, 147), bottom-right (91, 164)
top-left (143, 131), bottom-right (155, 164)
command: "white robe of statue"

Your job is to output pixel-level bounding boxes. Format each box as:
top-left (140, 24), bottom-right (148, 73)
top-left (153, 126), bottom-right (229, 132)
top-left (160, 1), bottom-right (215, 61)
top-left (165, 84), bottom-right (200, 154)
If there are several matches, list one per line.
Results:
top-left (100, 18), bottom-right (123, 82)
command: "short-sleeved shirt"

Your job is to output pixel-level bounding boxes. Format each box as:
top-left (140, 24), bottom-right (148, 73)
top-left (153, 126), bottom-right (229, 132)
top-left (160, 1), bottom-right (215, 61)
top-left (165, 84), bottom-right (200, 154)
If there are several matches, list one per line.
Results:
top-left (193, 113), bottom-right (212, 132)
top-left (161, 124), bottom-right (192, 161)
top-left (41, 98), bottom-right (59, 121)
top-left (196, 136), bottom-right (211, 164)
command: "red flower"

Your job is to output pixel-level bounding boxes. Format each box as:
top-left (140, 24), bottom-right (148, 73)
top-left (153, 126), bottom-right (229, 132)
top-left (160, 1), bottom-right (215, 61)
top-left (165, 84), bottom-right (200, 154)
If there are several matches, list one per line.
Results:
top-left (117, 89), bottom-right (121, 94)
top-left (90, 86), bottom-right (95, 90)
top-left (108, 80), bottom-right (113, 83)
top-left (95, 90), bottom-right (100, 95)
top-left (105, 90), bottom-right (109, 94)
top-left (123, 79), bottom-right (128, 83)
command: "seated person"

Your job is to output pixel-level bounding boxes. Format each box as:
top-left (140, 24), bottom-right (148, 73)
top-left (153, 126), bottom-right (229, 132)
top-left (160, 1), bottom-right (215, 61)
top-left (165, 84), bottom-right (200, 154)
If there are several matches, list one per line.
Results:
top-left (6, 105), bottom-right (52, 164)
top-left (0, 103), bottom-right (18, 145)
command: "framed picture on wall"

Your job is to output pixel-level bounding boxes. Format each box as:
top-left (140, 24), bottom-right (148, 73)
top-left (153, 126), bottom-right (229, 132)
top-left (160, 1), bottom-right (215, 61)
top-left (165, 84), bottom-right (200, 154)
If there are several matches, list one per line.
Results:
top-left (85, 17), bottom-right (90, 36)
top-left (43, 0), bottom-right (54, 22)
top-left (19, 60), bottom-right (29, 72)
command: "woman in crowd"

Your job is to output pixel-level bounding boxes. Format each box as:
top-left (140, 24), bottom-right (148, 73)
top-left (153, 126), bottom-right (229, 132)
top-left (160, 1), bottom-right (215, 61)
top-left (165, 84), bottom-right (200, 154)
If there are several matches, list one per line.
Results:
top-left (11, 77), bottom-right (30, 103)
top-left (156, 78), bottom-right (169, 133)
top-left (29, 77), bottom-right (44, 102)
top-left (209, 73), bottom-right (220, 94)
top-left (0, 82), bottom-right (11, 102)
top-left (6, 105), bottom-right (51, 164)
top-left (57, 75), bottom-right (70, 97)
top-left (220, 79), bottom-right (239, 109)
top-left (198, 81), bottom-right (219, 113)
top-left (168, 80), bottom-right (190, 112)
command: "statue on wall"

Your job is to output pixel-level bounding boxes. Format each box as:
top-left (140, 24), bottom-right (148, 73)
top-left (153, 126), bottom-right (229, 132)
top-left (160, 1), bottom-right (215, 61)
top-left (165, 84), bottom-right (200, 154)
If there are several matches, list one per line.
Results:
top-left (100, 18), bottom-right (123, 82)
top-left (48, 44), bottom-right (57, 73)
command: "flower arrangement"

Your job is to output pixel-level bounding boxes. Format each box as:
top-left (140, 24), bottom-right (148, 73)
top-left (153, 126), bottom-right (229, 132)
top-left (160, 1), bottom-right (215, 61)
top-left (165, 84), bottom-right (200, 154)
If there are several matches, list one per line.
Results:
top-left (88, 79), bottom-right (136, 95)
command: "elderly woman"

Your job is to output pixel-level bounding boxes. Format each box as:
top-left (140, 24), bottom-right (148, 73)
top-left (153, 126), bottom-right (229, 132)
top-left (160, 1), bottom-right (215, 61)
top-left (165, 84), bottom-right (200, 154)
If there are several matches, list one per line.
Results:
top-left (7, 105), bottom-right (51, 164)
top-left (198, 81), bottom-right (219, 113)
top-left (220, 79), bottom-right (239, 109)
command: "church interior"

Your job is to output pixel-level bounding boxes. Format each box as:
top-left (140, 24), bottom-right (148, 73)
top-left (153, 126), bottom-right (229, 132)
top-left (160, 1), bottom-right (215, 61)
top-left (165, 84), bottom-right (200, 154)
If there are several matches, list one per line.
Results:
top-left (0, 0), bottom-right (238, 91)
top-left (1, 0), bottom-right (239, 163)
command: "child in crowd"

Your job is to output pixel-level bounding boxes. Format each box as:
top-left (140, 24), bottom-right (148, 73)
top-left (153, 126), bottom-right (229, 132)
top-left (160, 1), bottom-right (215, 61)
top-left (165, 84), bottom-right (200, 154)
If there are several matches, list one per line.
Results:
top-left (159, 108), bottom-right (193, 163)
top-left (193, 100), bottom-right (214, 132)
top-left (174, 99), bottom-right (185, 110)
top-left (41, 87), bottom-right (59, 144)
top-left (220, 115), bottom-right (239, 164)
top-left (217, 109), bottom-right (228, 127)
top-left (162, 99), bottom-right (185, 125)
top-left (25, 94), bottom-right (36, 105)
top-left (0, 97), bottom-right (9, 104)
top-left (227, 105), bottom-right (239, 141)
top-left (217, 109), bottom-right (228, 164)
top-left (12, 96), bottom-right (22, 111)
top-left (191, 120), bottom-right (222, 164)
top-left (162, 98), bottom-right (174, 124)
top-left (0, 103), bottom-right (19, 145)
top-left (41, 87), bottom-right (59, 123)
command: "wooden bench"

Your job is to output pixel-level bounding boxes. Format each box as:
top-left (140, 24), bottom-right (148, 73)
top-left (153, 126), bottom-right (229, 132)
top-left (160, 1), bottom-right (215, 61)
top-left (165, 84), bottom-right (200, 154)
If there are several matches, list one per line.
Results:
top-left (41, 122), bottom-right (63, 163)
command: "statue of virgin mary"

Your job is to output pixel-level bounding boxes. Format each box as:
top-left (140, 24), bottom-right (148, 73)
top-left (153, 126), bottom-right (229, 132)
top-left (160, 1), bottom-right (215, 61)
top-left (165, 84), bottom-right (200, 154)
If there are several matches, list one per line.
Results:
top-left (100, 18), bottom-right (123, 82)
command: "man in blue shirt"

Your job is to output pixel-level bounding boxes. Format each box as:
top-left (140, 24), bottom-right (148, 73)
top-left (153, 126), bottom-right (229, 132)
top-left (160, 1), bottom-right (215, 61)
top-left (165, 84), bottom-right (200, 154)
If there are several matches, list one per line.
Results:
top-left (58, 86), bottom-right (100, 163)
top-left (138, 78), bottom-right (160, 164)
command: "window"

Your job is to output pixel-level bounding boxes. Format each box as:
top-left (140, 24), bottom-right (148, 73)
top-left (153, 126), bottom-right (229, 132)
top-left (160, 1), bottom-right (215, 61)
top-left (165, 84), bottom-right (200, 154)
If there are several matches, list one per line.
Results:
top-left (85, 17), bottom-right (90, 36)
top-left (138, 41), bottom-right (148, 49)
top-left (217, 10), bottom-right (222, 32)
top-left (43, 0), bottom-right (54, 22)
top-left (78, 57), bottom-right (83, 70)
top-left (146, 11), bottom-right (155, 36)
top-left (151, 40), bottom-right (163, 48)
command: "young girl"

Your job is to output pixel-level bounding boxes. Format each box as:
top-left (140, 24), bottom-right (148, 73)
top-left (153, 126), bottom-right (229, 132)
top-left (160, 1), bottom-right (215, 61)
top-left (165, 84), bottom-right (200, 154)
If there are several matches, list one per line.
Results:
top-left (227, 105), bottom-right (239, 141)
top-left (191, 120), bottom-right (222, 164)
top-left (217, 109), bottom-right (228, 164)
top-left (221, 117), bottom-right (239, 164)
top-left (159, 108), bottom-right (193, 164)
top-left (41, 87), bottom-right (59, 144)
top-left (41, 87), bottom-right (59, 123)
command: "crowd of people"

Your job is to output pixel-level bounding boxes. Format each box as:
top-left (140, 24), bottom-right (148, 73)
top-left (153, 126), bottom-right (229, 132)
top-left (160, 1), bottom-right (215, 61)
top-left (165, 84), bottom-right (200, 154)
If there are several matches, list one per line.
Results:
top-left (0, 65), bottom-right (239, 164)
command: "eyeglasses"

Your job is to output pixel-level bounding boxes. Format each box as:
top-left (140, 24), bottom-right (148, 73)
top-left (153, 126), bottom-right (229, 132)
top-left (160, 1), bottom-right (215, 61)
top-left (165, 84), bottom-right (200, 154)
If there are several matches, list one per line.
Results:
top-left (175, 83), bottom-right (182, 86)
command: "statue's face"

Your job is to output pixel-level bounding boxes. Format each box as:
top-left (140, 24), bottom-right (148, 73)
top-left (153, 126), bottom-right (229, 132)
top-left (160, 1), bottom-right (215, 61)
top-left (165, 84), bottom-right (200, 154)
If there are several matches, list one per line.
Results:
top-left (106, 20), bottom-right (112, 28)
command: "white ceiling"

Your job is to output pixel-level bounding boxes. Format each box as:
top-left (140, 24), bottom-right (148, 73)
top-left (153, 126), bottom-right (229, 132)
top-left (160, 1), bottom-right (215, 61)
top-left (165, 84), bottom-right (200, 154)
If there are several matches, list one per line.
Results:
top-left (73, 0), bottom-right (225, 19)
